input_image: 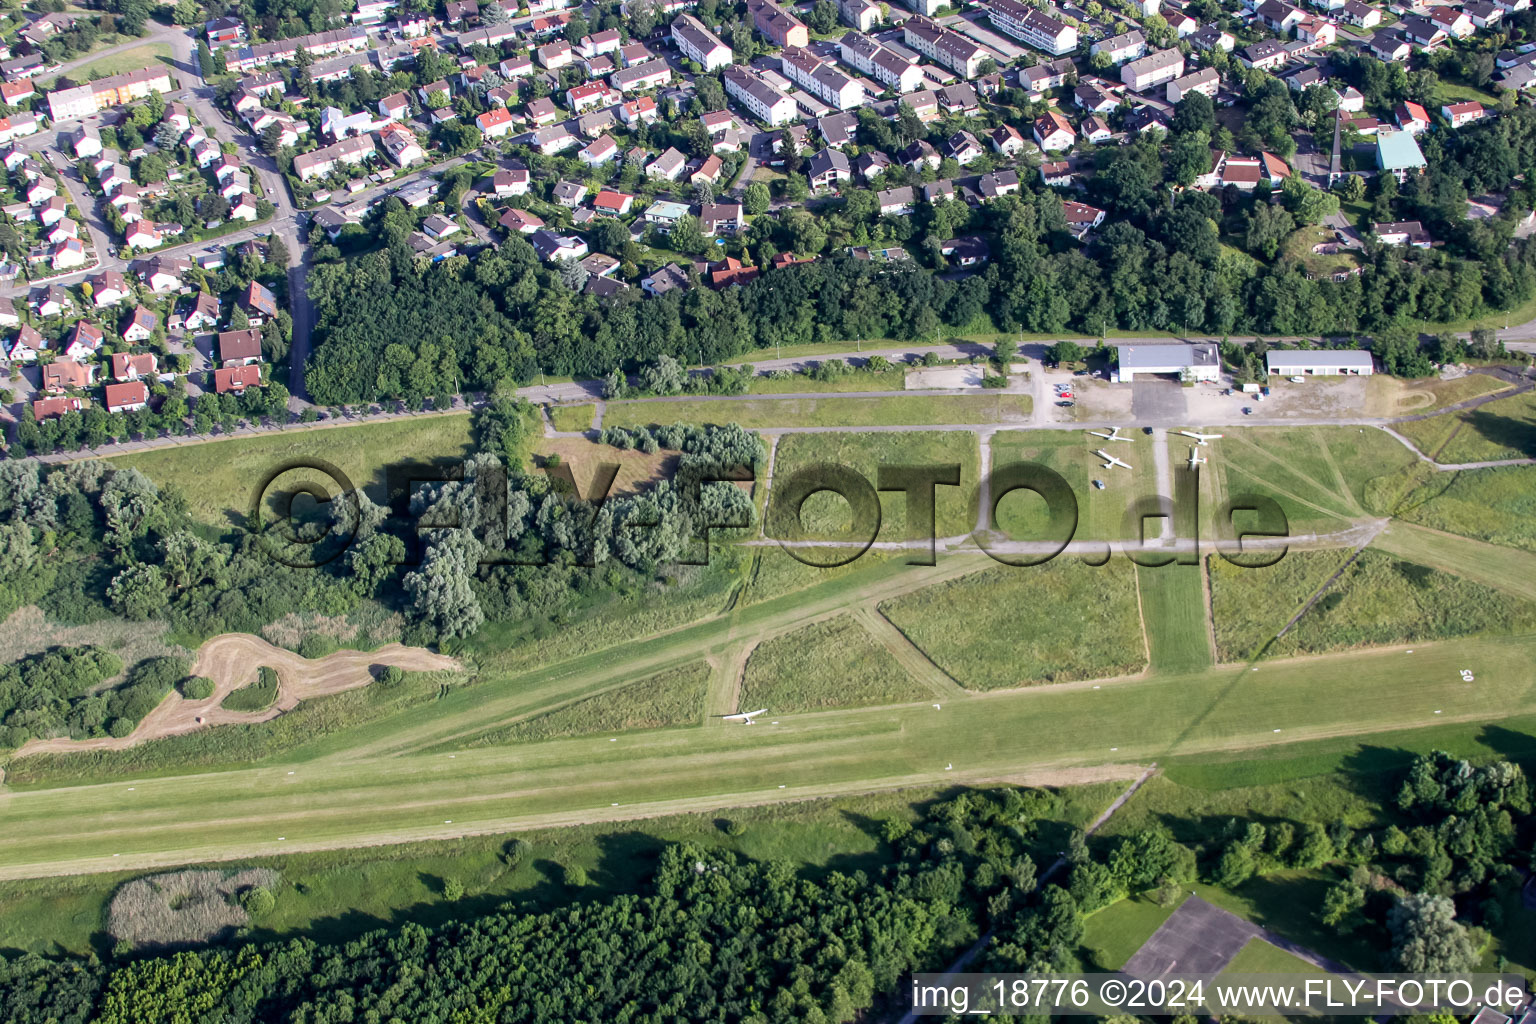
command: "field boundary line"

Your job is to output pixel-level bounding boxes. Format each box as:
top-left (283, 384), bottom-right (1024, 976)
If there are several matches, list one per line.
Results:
top-left (1274, 519), bottom-right (1389, 642)
top-left (851, 605), bottom-right (969, 701)
top-left (1131, 564), bottom-right (1155, 670)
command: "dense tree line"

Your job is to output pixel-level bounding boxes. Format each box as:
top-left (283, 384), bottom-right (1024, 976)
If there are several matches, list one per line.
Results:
top-left (306, 113), bottom-right (1536, 403)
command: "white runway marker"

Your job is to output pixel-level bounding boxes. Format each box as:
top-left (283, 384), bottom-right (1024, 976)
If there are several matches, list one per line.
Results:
top-left (778, 784), bottom-right (785, 788)
top-left (945, 763), bottom-right (952, 770)
top-left (1273, 729), bottom-right (1281, 733)
top-left (1110, 747), bottom-right (1118, 752)
top-left (277, 837), bottom-right (285, 841)
top-left (1435, 710), bottom-right (1442, 714)
top-left (1092, 685), bottom-right (1100, 690)
top-left (933, 704), bottom-right (941, 710)
top-left (287, 771), bottom-right (295, 775)
top-left (609, 738), bottom-right (616, 741)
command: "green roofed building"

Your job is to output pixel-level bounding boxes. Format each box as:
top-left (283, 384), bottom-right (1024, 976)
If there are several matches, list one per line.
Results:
top-left (1376, 129), bottom-right (1427, 181)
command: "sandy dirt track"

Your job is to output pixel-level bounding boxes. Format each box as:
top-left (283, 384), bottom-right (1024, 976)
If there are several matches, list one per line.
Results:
top-left (15, 634), bottom-right (458, 756)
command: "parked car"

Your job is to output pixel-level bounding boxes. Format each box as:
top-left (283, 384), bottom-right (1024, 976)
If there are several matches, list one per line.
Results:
top-left (1242, 406), bottom-right (1253, 415)
top-left (1289, 375), bottom-right (1304, 383)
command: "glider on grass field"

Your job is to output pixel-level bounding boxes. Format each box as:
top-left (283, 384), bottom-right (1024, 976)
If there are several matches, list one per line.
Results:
top-left (1094, 449), bottom-right (1132, 470)
top-left (1178, 430), bottom-right (1224, 445)
top-left (1186, 447), bottom-right (1208, 469)
top-left (1087, 426), bottom-right (1132, 442)
top-left (719, 709), bottom-right (770, 725)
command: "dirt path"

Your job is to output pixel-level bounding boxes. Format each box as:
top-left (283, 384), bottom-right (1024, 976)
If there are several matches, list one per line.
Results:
top-left (15, 635), bottom-right (458, 756)
top-left (851, 605), bottom-right (968, 700)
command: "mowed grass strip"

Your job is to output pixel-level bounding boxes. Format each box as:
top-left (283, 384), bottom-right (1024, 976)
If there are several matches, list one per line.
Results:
top-left (472, 662), bottom-right (710, 744)
top-left (878, 560), bottom-right (1146, 690)
top-left (602, 393), bottom-right (1032, 430)
top-left (7, 632), bottom-right (1536, 879)
top-left (738, 615), bottom-right (931, 712)
top-left (547, 403), bottom-right (596, 432)
top-left (111, 415), bottom-right (477, 525)
top-left (1211, 548), bottom-right (1536, 661)
top-left (769, 431), bottom-right (980, 543)
top-left (1137, 564), bottom-right (1213, 673)
top-left (1374, 522), bottom-right (1536, 602)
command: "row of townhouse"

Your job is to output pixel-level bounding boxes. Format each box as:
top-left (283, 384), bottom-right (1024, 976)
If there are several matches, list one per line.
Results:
top-left (838, 31), bottom-right (926, 92)
top-left (903, 15), bottom-right (987, 78)
top-left (779, 46), bottom-right (864, 109)
top-left (983, 0), bottom-right (1077, 56)
top-left (722, 64), bottom-right (797, 126)
top-left (227, 26), bottom-right (370, 72)
top-left (47, 66), bottom-right (173, 122)
top-left (292, 134), bottom-right (377, 181)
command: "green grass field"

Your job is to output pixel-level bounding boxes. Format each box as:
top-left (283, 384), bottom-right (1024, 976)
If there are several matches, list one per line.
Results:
top-left (1384, 464), bottom-right (1536, 554)
top-left (476, 662), bottom-right (710, 744)
top-left (111, 415), bottom-right (477, 526)
top-left (1138, 564), bottom-right (1213, 673)
top-left (1394, 389), bottom-right (1536, 464)
top-left (547, 403), bottom-right (595, 432)
top-left (45, 42), bottom-right (172, 85)
top-left (989, 429), bottom-right (1158, 542)
top-left (1211, 548), bottom-right (1536, 661)
top-left (768, 431), bottom-right (980, 543)
top-left (878, 560), bottom-right (1146, 690)
top-left (1078, 892), bottom-right (1187, 970)
top-left (602, 393), bottom-right (1032, 430)
top-left (221, 667), bottom-right (279, 712)
top-left (1221, 936), bottom-right (1328, 974)
top-left (1202, 426), bottom-right (1414, 537)
top-left (738, 614), bottom-right (931, 712)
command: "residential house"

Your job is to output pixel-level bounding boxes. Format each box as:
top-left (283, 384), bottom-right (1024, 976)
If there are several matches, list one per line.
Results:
top-left (1374, 219), bottom-right (1433, 246)
top-left (215, 364), bottom-right (263, 393)
top-left (593, 189), bottom-right (635, 215)
top-left (42, 360), bottom-right (95, 393)
top-left (499, 208), bottom-right (544, 234)
top-left (120, 308), bottom-right (157, 343)
top-left (990, 123), bottom-right (1025, 156)
top-left (641, 264), bottom-right (691, 297)
top-left (672, 14), bottom-right (732, 71)
top-left (748, 0), bottom-right (809, 48)
top-left (1033, 110), bottom-right (1075, 151)
top-left (1166, 67), bottom-right (1218, 103)
top-left (103, 381), bottom-right (149, 413)
top-left (1441, 101), bottom-right (1487, 127)
top-left (242, 281), bottom-right (278, 324)
top-left (985, 0), bottom-right (1078, 55)
top-left (699, 202), bottom-right (743, 235)
top-left (722, 65), bottom-right (796, 126)
top-left (808, 147), bottom-right (853, 189)
top-left (647, 147), bottom-right (688, 180)
top-left (218, 328), bottom-right (263, 366)
top-left (111, 351), bottom-right (157, 380)
top-left (529, 230), bottom-right (588, 261)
